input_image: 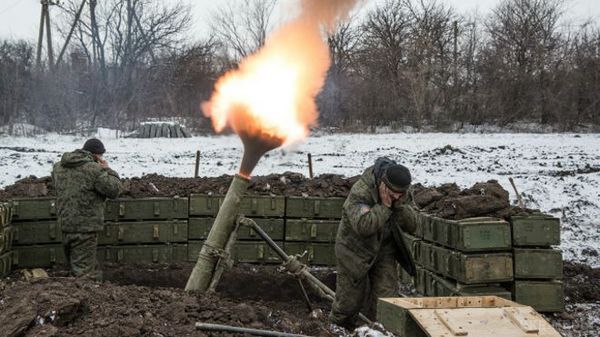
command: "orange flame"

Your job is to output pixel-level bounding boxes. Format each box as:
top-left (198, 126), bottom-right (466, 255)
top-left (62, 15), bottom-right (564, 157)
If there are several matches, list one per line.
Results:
top-left (202, 0), bottom-right (359, 147)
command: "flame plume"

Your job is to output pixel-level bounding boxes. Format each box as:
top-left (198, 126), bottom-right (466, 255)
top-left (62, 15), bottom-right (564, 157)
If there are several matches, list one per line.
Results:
top-left (202, 0), bottom-right (360, 177)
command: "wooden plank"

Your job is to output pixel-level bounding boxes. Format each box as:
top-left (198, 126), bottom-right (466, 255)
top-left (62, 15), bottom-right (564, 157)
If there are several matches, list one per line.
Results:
top-left (503, 307), bottom-right (540, 333)
top-left (434, 309), bottom-right (468, 336)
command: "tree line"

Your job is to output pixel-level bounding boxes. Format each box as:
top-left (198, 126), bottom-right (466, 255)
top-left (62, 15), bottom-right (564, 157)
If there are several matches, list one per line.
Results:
top-left (0, 0), bottom-right (599, 133)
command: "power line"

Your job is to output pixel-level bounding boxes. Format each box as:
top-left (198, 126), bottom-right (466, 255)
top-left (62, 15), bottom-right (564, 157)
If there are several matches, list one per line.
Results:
top-left (0, 0), bottom-right (21, 16)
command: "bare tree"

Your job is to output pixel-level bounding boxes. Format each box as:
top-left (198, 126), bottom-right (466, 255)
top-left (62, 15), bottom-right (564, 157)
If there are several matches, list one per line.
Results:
top-left (210, 0), bottom-right (276, 61)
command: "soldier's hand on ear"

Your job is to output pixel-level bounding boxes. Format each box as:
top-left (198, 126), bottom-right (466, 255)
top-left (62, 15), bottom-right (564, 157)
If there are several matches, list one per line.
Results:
top-left (379, 182), bottom-right (393, 208)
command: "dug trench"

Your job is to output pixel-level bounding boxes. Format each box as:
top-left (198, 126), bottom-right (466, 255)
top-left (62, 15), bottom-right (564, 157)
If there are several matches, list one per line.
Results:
top-left (0, 264), bottom-right (339, 337)
top-left (0, 261), bottom-right (598, 337)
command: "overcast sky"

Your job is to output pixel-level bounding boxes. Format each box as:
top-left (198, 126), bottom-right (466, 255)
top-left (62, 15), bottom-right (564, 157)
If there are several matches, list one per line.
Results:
top-left (0, 0), bottom-right (599, 42)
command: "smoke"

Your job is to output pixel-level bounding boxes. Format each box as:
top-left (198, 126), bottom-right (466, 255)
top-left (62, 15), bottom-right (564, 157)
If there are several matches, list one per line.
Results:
top-left (202, 0), bottom-right (360, 176)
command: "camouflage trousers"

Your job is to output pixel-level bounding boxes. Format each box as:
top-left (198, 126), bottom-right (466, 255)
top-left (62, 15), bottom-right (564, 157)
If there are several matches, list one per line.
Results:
top-left (62, 232), bottom-right (101, 280)
top-left (329, 247), bottom-right (399, 329)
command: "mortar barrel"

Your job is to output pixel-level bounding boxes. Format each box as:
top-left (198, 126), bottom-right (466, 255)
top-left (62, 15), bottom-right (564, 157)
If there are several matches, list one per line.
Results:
top-left (185, 174), bottom-right (250, 292)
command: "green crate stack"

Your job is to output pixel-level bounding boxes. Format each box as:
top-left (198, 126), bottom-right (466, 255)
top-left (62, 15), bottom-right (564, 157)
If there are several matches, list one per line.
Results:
top-left (1, 202), bottom-right (14, 276)
top-left (509, 214), bottom-right (564, 312)
top-left (188, 194), bottom-right (286, 264)
top-left (284, 196), bottom-right (344, 266)
top-left (10, 198), bottom-right (61, 269)
top-left (101, 197), bottom-right (189, 264)
top-left (404, 206), bottom-right (514, 301)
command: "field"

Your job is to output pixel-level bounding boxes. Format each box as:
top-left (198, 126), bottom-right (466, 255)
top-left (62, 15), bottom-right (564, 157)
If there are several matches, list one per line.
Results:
top-left (0, 132), bottom-right (599, 336)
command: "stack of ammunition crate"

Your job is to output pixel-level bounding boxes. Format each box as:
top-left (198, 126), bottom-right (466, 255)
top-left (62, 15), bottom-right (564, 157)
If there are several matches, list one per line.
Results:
top-left (10, 197), bottom-right (189, 267)
top-left (10, 197), bottom-right (64, 268)
top-left (100, 197), bottom-right (189, 264)
top-left (188, 194), bottom-right (286, 264)
top-left (3, 194), bottom-right (564, 313)
top-left (510, 214), bottom-right (564, 312)
top-left (283, 196), bottom-right (344, 266)
top-left (403, 206), bottom-right (564, 312)
top-left (1, 202), bottom-right (14, 276)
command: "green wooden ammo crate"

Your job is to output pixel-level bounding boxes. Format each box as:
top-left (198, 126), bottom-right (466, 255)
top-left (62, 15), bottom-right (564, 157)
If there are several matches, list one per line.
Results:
top-left (510, 214), bottom-right (560, 247)
top-left (285, 196), bottom-right (345, 219)
top-left (414, 265), bottom-right (426, 295)
top-left (12, 221), bottom-right (62, 245)
top-left (0, 226), bottom-right (15, 255)
top-left (423, 215), bottom-right (512, 252)
top-left (100, 245), bottom-right (175, 264)
top-left (512, 280), bottom-right (564, 312)
top-left (187, 240), bottom-right (283, 264)
top-left (400, 232), bottom-right (421, 262)
top-left (0, 202), bottom-right (12, 226)
top-left (284, 242), bottom-right (336, 266)
top-left (10, 197), bottom-right (57, 221)
top-left (189, 194), bottom-right (285, 217)
top-left (285, 219), bottom-right (338, 242)
top-left (0, 251), bottom-right (12, 277)
top-left (513, 248), bottom-right (563, 279)
top-left (418, 241), bottom-right (513, 284)
top-left (98, 220), bottom-right (188, 245)
top-left (104, 197), bottom-right (188, 221)
top-left (12, 244), bottom-right (66, 268)
top-left (172, 244), bottom-right (188, 263)
top-left (188, 217), bottom-right (284, 241)
top-left (425, 268), bottom-right (512, 299)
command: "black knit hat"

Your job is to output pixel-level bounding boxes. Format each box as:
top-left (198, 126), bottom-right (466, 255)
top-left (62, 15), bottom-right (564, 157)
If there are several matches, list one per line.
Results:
top-left (382, 164), bottom-right (411, 193)
top-left (83, 138), bottom-right (106, 155)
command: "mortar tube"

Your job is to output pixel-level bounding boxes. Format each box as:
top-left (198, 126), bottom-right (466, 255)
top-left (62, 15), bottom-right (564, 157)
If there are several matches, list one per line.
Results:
top-left (185, 174), bottom-right (250, 292)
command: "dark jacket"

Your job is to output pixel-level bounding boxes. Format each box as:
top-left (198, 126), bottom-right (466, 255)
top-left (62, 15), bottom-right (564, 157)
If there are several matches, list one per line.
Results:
top-left (334, 158), bottom-right (416, 282)
top-left (51, 149), bottom-right (121, 232)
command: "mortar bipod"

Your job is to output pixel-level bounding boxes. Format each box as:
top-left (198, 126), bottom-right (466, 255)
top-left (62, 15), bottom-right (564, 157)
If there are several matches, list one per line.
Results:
top-left (236, 216), bottom-right (373, 326)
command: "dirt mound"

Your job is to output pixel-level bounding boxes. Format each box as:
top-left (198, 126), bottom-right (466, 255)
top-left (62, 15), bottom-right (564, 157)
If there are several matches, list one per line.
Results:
top-left (0, 173), bottom-right (358, 200)
top-left (0, 265), bottom-right (338, 337)
top-left (564, 261), bottom-right (600, 303)
top-left (0, 176), bottom-right (54, 201)
top-left (412, 180), bottom-right (534, 220)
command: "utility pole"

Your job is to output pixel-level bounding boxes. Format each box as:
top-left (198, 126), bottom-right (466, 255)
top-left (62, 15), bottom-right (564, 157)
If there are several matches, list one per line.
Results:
top-left (56, 0), bottom-right (87, 68)
top-left (36, 0), bottom-right (58, 71)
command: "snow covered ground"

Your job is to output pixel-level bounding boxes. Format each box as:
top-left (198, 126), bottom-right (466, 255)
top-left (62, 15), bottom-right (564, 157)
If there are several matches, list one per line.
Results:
top-left (1, 132), bottom-right (599, 267)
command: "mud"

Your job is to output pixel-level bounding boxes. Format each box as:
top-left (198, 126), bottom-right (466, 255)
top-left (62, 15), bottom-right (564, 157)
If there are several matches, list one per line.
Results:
top-left (0, 173), bottom-right (358, 201)
top-left (0, 264), bottom-right (339, 337)
top-left (563, 261), bottom-right (600, 303)
top-left (1, 262), bottom-right (598, 337)
top-left (411, 180), bottom-right (535, 220)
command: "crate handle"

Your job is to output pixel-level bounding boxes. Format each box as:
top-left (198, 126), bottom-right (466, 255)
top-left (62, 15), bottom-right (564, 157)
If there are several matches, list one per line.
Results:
top-left (258, 245), bottom-right (264, 260)
top-left (104, 225), bottom-right (111, 237)
top-left (270, 197), bottom-right (276, 210)
top-left (118, 226), bottom-right (124, 241)
top-left (153, 224), bottom-right (160, 240)
top-left (49, 222), bottom-right (57, 240)
top-left (152, 248), bottom-right (159, 263)
top-left (50, 248), bottom-right (56, 263)
top-left (119, 203), bottom-right (125, 217)
top-left (154, 202), bottom-right (161, 216)
top-left (50, 200), bottom-right (56, 215)
top-left (308, 246), bottom-right (314, 262)
top-left (117, 249), bottom-right (123, 262)
top-left (314, 200), bottom-right (320, 215)
top-left (310, 223), bottom-right (317, 239)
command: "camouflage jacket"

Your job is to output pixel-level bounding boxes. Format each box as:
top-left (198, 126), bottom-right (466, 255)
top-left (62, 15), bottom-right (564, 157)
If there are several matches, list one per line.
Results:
top-left (52, 149), bottom-right (121, 232)
top-left (335, 158), bottom-right (416, 282)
